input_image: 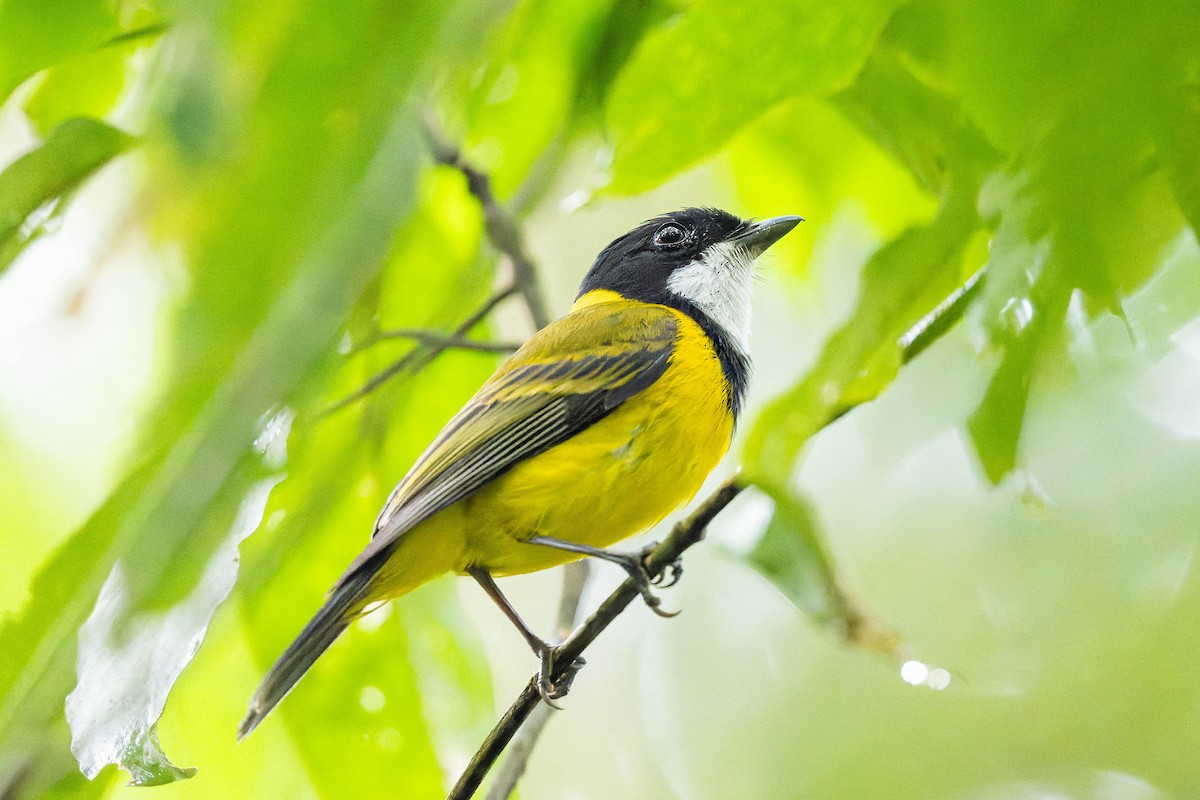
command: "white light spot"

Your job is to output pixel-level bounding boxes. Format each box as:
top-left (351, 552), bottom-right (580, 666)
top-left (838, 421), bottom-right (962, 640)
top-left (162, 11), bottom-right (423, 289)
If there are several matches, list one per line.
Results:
top-left (592, 145), bottom-right (613, 169)
top-left (378, 727), bottom-right (403, 751)
top-left (1000, 296), bottom-right (1034, 334)
top-left (359, 685), bottom-right (385, 713)
top-left (927, 668), bottom-right (952, 690)
top-left (253, 407), bottom-right (294, 469)
top-left (559, 189), bottom-right (591, 213)
top-left (1092, 770), bottom-right (1165, 799)
top-left (900, 659), bottom-right (952, 690)
top-left (356, 473), bottom-right (378, 498)
top-left (820, 380), bottom-right (841, 406)
top-left (900, 660), bottom-right (929, 685)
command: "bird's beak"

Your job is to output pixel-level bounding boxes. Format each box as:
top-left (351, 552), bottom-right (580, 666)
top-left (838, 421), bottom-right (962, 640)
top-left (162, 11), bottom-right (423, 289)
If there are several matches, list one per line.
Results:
top-left (732, 215), bottom-right (803, 258)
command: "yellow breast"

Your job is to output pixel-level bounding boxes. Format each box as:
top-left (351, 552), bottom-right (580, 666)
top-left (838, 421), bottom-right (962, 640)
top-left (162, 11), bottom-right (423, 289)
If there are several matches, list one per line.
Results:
top-left (458, 293), bottom-right (735, 576)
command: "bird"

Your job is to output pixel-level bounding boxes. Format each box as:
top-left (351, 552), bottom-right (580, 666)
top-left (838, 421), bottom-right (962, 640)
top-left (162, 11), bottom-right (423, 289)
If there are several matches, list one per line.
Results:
top-left (238, 207), bottom-right (801, 738)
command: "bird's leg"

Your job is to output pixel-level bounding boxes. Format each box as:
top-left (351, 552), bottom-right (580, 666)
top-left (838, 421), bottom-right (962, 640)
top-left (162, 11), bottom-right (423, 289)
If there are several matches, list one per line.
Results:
top-left (525, 536), bottom-right (680, 618)
top-left (468, 567), bottom-right (584, 707)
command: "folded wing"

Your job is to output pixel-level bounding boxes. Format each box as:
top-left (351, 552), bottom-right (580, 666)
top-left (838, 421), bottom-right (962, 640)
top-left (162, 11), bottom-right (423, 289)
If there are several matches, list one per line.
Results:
top-left (338, 300), bottom-right (678, 584)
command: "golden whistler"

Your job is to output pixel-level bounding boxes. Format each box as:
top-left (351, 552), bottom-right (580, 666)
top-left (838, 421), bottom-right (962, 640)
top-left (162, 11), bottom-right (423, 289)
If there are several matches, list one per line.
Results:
top-left (239, 208), bottom-right (800, 738)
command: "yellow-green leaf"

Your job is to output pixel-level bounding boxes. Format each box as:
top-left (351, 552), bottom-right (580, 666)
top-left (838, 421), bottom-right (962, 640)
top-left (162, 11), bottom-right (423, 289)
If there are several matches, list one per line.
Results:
top-left (605, 0), bottom-right (905, 193)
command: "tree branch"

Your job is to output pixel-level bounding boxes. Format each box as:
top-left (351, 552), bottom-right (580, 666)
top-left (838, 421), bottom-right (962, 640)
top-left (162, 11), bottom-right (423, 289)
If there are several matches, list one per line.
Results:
top-left (422, 117), bottom-right (552, 329)
top-left (448, 257), bottom-right (991, 798)
top-left (898, 266), bottom-right (986, 361)
top-left (316, 284), bottom-right (517, 419)
top-left (320, 118), bottom-right (562, 418)
top-left (420, 117), bottom-right (593, 798)
top-left (483, 560), bottom-right (590, 800)
top-left (448, 481), bottom-right (745, 800)
top-left (359, 329), bottom-right (522, 354)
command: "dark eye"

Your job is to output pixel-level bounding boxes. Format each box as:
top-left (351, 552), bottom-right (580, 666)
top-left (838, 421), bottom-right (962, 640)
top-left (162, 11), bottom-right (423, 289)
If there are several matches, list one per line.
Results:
top-left (653, 223), bottom-right (687, 248)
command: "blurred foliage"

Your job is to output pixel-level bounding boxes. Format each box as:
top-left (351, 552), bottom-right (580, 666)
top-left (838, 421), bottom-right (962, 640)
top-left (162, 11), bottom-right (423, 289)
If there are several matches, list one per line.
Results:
top-left (0, 118), bottom-right (131, 275)
top-left (0, 0), bottom-right (1198, 798)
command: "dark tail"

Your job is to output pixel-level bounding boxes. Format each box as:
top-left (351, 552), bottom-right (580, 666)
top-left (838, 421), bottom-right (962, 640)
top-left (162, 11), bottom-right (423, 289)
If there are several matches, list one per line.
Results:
top-left (237, 569), bottom-right (373, 740)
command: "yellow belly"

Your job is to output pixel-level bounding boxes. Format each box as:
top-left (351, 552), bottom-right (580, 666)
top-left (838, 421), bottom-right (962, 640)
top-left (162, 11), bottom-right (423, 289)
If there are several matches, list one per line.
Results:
top-left (368, 301), bottom-right (734, 595)
top-left (462, 310), bottom-right (734, 575)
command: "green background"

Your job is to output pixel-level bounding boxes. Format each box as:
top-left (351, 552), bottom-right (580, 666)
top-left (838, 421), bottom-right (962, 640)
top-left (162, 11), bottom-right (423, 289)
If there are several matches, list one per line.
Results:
top-left (1, 0), bottom-right (1199, 797)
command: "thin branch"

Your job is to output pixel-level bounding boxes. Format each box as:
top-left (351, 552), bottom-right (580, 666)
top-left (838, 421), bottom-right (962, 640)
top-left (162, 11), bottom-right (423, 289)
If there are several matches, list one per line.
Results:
top-left (316, 284), bottom-right (517, 419)
top-left (422, 117), bottom-right (552, 330)
top-left (102, 21), bottom-right (169, 48)
top-left (448, 481), bottom-right (745, 800)
top-left (359, 329), bottom-right (523, 354)
top-left (419, 117), bottom-right (588, 798)
top-left (320, 116), bottom-right (562, 418)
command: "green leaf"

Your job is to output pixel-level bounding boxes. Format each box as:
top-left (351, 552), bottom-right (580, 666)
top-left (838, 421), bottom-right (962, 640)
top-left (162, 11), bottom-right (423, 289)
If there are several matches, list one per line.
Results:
top-left (230, 175), bottom-right (499, 793)
top-left (0, 0), bottom-right (119, 103)
top-left (942, 0), bottom-right (1192, 311)
top-left (99, 728), bottom-right (196, 788)
top-left (605, 0), bottom-right (905, 193)
top-left (833, 41), bottom-right (965, 197)
top-left (1154, 92), bottom-right (1200, 242)
top-left (236, 417), bottom-right (466, 797)
top-left (737, 64), bottom-right (991, 647)
top-left (65, 473), bottom-right (282, 786)
top-left (22, 39), bottom-right (132, 137)
top-left (964, 180), bottom-right (1073, 484)
top-left (573, 0), bottom-right (681, 117)
top-left (0, 118), bottom-right (133, 275)
top-left (456, 0), bottom-right (618, 197)
top-left (728, 95), bottom-right (939, 278)
top-left (933, 0), bottom-right (1198, 482)
top-left (749, 485), bottom-right (899, 654)
top-left (742, 158), bottom-right (984, 482)
top-left (737, 157), bottom-right (984, 647)
top-left (241, 505), bottom-right (447, 800)
top-left (0, 466), bottom-right (152, 795)
top-left (0, 0), bottom-right (458, 789)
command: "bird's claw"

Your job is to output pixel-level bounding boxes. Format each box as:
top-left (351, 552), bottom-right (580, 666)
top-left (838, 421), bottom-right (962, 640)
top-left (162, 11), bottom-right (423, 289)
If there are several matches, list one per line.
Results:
top-left (537, 647), bottom-right (586, 708)
top-left (618, 548), bottom-right (679, 617)
top-left (650, 554), bottom-right (684, 588)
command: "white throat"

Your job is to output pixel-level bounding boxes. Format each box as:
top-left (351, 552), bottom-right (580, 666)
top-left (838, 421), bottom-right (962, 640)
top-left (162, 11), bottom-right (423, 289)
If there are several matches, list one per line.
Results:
top-left (665, 240), bottom-right (754, 354)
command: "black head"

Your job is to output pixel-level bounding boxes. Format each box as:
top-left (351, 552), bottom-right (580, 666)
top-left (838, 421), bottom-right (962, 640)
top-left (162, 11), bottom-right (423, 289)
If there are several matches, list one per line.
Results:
top-left (578, 208), bottom-right (745, 300)
top-left (576, 207), bottom-right (801, 419)
top-left (577, 207), bottom-right (800, 344)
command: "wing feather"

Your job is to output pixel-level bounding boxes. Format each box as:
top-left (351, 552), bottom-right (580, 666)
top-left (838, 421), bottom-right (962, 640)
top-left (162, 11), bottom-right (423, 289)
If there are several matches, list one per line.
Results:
top-left (338, 301), bottom-right (678, 583)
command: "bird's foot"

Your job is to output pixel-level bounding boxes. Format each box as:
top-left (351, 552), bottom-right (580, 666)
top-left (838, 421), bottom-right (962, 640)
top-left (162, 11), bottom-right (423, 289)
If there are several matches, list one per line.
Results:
top-left (609, 547), bottom-right (678, 618)
top-left (642, 542), bottom-right (684, 588)
top-left (537, 645), bottom-right (586, 708)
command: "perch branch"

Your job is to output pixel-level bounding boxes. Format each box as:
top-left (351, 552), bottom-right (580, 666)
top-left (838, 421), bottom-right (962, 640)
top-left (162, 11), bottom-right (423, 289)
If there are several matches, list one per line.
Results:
top-left (449, 257), bottom-right (992, 798)
top-left (448, 481), bottom-right (745, 800)
top-left (483, 560), bottom-right (590, 800)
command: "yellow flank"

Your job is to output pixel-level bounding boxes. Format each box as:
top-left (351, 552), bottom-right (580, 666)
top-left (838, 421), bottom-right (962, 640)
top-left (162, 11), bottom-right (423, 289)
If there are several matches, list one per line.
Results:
top-left (367, 290), bottom-right (735, 597)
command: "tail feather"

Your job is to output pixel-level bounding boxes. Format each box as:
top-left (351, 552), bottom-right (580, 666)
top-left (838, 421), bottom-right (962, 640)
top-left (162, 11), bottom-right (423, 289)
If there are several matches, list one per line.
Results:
top-left (237, 569), bottom-right (373, 740)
